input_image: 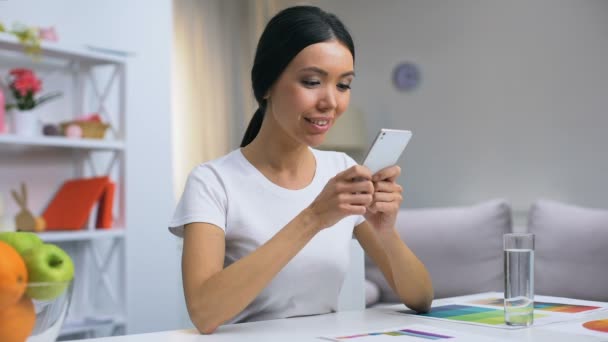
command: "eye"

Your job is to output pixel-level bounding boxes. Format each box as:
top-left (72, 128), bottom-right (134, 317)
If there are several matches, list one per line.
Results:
top-left (337, 83), bottom-right (351, 91)
top-left (301, 80), bottom-right (320, 87)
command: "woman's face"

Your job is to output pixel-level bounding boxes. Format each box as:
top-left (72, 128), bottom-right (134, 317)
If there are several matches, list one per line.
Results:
top-left (266, 40), bottom-right (354, 147)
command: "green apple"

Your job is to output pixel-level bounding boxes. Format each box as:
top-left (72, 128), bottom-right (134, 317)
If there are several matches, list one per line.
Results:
top-left (0, 231), bottom-right (42, 256)
top-left (23, 243), bottom-right (74, 300)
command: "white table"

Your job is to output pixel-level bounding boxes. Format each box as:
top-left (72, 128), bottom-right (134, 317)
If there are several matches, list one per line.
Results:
top-left (72, 296), bottom-right (608, 342)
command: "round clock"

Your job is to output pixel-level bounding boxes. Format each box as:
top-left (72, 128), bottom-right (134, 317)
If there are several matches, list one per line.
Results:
top-left (392, 62), bottom-right (421, 91)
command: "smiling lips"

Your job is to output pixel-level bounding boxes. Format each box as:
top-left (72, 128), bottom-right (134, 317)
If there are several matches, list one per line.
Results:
top-left (304, 117), bottom-right (331, 133)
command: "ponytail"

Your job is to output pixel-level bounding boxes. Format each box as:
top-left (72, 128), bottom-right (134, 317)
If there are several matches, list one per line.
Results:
top-left (240, 107), bottom-right (265, 147)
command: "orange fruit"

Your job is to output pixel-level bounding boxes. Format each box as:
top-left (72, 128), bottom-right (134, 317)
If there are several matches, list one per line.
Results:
top-left (0, 241), bottom-right (28, 310)
top-left (0, 295), bottom-right (36, 342)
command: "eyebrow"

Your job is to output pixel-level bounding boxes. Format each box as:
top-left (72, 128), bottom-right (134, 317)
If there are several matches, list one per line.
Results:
top-left (298, 66), bottom-right (355, 78)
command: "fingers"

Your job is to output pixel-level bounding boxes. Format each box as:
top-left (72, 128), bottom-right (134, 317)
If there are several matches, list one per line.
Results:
top-left (373, 181), bottom-right (403, 194)
top-left (339, 193), bottom-right (373, 206)
top-left (327, 165), bottom-right (404, 218)
top-left (337, 178), bottom-right (374, 194)
top-left (368, 181), bottom-right (403, 213)
top-left (369, 191), bottom-right (402, 210)
top-left (335, 194), bottom-right (372, 216)
top-left (368, 200), bottom-right (401, 213)
top-left (372, 165), bottom-right (401, 182)
top-left (369, 191), bottom-right (402, 212)
top-left (372, 191), bottom-right (401, 203)
top-left (338, 165), bottom-right (372, 182)
top-left (342, 203), bottom-right (367, 215)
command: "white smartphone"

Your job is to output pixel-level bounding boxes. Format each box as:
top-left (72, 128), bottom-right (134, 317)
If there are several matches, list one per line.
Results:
top-left (362, 128), bottom-right (412, 174)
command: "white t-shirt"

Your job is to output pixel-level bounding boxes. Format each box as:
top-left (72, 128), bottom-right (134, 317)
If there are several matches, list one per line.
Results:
top-left (169, 148), bottom-right (364, 323)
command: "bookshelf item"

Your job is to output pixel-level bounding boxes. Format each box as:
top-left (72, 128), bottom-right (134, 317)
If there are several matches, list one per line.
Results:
top-left (96, 182), bottom-right (115, 229)
top-left (11, 183), bottom-right (36, 231)
top-left (60, 120), bottom-right (110, 139)
top-left (42, 176), bottom-right (113, 230)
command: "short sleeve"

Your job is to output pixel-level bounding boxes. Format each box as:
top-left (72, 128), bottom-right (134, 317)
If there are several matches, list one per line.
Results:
top-left (168, 164), bottom-right (227, 237)
top-left (341, 153), bottom-right (366, 227)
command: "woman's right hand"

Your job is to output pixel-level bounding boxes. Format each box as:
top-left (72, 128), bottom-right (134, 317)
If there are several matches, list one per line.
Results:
top-left (307, 165), bottom-right (374, 229)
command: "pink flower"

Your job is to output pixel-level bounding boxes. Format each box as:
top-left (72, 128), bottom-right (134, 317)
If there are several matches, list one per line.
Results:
top-left (9, 68), bottom-right (34, 78)
top-left (6, 68), bottom-right (61, 110)
top-left (39, 27), bottom-right (59, 42)
top-left (12, 72), bottom-right (42, 96)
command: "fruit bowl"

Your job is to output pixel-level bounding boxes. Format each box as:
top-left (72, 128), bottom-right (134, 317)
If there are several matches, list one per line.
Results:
top-left (0, 281), bottom-right (73, 342)
top-left (27, 281), bottom-right (73, 342)
top-left (0, 234), bottom-right (75, 342)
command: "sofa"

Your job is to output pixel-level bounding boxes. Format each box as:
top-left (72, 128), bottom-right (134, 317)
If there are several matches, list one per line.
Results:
top-left (364, 198), bottom-right (608, 306)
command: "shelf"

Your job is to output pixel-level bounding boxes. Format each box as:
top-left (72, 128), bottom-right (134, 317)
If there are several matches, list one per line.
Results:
top-left (0, 35), bottom-right (126, 65)
top-left (59, 316), bottom-right (126, 337)
top-left (0, 134), bottom-right (124, 150)
top-left (0, 35), bottom-right (128, 338)
top-left (38, 229), bottom-right (125, 242)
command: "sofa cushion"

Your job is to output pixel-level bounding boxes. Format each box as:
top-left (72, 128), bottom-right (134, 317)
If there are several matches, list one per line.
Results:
top-left (366, 199), bottom-right (511, 302)
top-left (364, 279), bottom-right (380, 307)
top-left (528, 199), bottom-right (608, 301)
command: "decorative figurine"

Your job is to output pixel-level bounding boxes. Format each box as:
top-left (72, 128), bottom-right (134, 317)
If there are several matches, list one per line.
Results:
top-left (11, 183), bottom-right (37, 232)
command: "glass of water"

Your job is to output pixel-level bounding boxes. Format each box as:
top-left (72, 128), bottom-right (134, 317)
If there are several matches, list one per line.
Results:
top-left (504, 233), bottom-right (535, 326)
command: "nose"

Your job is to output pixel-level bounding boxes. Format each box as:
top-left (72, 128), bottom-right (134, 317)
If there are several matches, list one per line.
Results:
top-left (317, 86), bottom-right (337, 112)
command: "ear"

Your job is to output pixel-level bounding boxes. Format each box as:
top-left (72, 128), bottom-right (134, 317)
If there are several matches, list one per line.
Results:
top-left (264, 84), bottom-right (276, 100)
top-left (11, 189), bottom-right (23, 208)
top-left (21, 182), bottom-right (27, 206)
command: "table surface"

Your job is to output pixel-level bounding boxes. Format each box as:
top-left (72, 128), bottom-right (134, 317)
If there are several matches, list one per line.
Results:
top-left (72, 295), bottom-right (608, 342)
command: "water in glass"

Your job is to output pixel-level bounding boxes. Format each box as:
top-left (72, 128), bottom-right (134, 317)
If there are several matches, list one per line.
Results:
top-left (504, 248), bottom-right (534, 326)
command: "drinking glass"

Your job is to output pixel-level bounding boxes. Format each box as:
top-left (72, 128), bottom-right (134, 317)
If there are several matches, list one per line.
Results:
top-left (504, 233), bottom-right (535, 326)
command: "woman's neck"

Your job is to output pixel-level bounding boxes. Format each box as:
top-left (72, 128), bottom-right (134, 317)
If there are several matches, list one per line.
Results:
top-left (241, 117), bottom-right (316, 189)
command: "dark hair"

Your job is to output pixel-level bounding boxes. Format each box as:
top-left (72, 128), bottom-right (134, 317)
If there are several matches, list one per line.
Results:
top-left (240, 6), bottom-right (355, 147)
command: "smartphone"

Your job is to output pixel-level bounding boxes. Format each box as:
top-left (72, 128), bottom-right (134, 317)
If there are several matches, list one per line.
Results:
top-left (362, 129), bottom-right (412, 174)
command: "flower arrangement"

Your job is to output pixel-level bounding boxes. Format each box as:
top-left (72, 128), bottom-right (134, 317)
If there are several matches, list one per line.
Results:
top-left (0, 21), bottom-right (42, 56)
top-left (5, 68), bottom-right (62, 111)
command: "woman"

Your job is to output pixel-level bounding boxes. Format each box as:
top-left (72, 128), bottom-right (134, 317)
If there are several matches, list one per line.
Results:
top-left (169, 5), bottom-right (433, 334)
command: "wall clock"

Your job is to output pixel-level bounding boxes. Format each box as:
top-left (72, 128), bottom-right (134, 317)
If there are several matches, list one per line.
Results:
top-left (392, 62), bottom-right (420, 91)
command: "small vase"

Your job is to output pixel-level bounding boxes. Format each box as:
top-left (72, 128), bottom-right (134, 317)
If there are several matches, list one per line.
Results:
top-left (10, 108), bottom-right (42, 137)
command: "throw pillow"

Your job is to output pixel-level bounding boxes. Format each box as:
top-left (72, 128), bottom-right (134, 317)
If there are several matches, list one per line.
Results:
top-left (528, 199), bottom-right (608, 301)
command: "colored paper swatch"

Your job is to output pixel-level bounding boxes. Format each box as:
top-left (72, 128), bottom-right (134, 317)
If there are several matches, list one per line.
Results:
top-left (400, 305), bottom-right (503, 325)
top-left (335, 328), bottom-right (453, 340)
top-left (583, 319), bottom-right (608, 333)
top-left (399, 304), bottom-right (548, 326)
top-left (470, 298), bottom-right (600, 313)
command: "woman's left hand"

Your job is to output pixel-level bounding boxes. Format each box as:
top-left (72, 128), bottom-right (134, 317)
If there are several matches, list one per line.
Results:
top-left (364, 165), bottom-right (403, 232)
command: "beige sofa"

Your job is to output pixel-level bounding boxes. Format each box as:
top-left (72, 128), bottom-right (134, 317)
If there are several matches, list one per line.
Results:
top-left (364, 199), bottom-right (608, 306)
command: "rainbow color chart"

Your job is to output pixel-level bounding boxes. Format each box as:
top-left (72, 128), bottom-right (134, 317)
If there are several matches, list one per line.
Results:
top-left (396, 293), bottom-right (608, 331)
top-left (333, 328), bottom-right (453, 340)
top-left (320, 324), bottom-right (508, 341)
top-left (399, 304), bottom-right (529, 325)
top-left (470, 298), bottom-right (601, 314)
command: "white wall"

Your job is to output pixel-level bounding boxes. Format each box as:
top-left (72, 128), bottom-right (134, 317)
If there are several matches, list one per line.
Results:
top-left (0, 0), bottom-right (181, 334)
top-left (288, 0), bottom-right (608, 222)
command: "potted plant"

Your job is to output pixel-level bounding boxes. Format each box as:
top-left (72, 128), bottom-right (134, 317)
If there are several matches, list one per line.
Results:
top-left (4, 68), bottom-right (61, 136)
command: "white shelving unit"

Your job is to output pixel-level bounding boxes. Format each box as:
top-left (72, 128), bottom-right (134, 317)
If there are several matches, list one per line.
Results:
top-left (0, 36), bottom-right (127, 340)
top-left (37, 229), bottom-right (126, 242)
top-left (0, 134), bottom-right (125, 150)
